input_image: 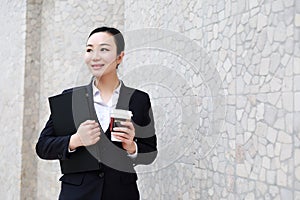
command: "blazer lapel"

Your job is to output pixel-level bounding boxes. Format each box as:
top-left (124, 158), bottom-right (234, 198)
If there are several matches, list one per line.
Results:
top-left (85, 80), bottom-right (106, 135)
top-left (116, 82), bottom-right (135, 110)
top-left (85, 79), bottom-right (135, 134)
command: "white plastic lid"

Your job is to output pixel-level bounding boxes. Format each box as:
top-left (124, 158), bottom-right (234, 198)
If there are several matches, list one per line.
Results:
top-left (110, 109), bottom-right (133, 119)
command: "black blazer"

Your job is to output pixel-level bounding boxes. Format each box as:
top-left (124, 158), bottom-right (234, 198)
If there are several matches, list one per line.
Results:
top-left (36, 81), bottom-right (157, 200)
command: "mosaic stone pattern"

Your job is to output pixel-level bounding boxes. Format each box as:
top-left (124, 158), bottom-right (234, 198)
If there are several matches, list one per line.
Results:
top-left (124, 0), bottom-right (300, 199)
top-left (1, 0), bottom-right (300, 199)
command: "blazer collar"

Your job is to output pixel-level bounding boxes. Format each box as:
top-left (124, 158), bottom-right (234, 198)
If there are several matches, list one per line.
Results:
top-left (85, 78), bottom-right (135, 111)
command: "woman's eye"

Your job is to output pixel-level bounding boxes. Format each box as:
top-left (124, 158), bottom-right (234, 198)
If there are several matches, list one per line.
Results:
top-left (86, 49), bottom-right (92, 52)
top-left (100, 48), bottom-right (109, 51)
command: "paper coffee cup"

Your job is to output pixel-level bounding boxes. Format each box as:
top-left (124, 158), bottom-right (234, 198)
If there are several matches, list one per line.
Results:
top-left (110, 109), bottom-right (133, 142)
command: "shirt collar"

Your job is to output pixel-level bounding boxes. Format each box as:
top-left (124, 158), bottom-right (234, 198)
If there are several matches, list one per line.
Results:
top-left (92, 78), bottom-right (122, 97)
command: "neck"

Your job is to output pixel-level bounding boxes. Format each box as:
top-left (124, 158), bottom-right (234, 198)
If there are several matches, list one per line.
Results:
top-left (94, 74), bottom-right (120, 93)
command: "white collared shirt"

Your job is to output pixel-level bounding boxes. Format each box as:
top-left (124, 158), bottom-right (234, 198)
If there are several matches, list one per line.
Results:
top-left (92, 79), bottom-right (121, 132)
top-left (92, 79), bottom-right (137, 158)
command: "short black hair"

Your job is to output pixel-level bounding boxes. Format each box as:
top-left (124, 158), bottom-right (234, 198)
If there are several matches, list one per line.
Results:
top-left (87, 27), bottom-right (125, 55)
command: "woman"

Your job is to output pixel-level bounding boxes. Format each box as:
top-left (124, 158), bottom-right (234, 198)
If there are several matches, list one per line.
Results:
top-left (36, 27), bottom-right (157, 200)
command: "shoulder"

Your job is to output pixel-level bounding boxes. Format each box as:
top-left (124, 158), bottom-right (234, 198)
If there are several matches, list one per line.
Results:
top-left (61, 85), bottom-right (89, 94)
top-left (123, 85), bottom-right (150, 102)
top-left (133, 88), bottom-right (149, 98)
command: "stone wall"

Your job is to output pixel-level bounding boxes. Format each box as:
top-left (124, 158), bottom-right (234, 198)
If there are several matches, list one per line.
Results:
top-left (1, 0), bottom-right (300, 199)
top-left (122, 0), bottom-right (300, 199)
top-left (0, 1), bottom-right (26, 199)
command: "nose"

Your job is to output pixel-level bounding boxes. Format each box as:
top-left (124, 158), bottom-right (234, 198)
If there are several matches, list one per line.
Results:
top-left (92, 50), bottom-right (101, 61)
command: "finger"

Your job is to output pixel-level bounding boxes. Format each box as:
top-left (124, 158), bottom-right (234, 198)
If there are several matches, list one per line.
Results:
top-left (93, 135), bottom-right (101, 143)
top-left (93, 132), bottom-right (101, 139)
top-left (82, 120), bottom-right (96, 125)
top-left (112, 135), bottom-right (125, 142)
top-left (120, 121), bottom-right (134, 130)
top-left (92, 121), bottom-right (100, 127)
top-left (113, 126), bottom-right (130, 133)
top-left (87, 129), bottom-right (101, 137)
top-left (84, 123), bottom-right (99, 131)
top-left (89, 122), bottom-right (99, 129)
top-left (113, 127), bottom-right (135, 138)
top-left (112, 134), bottom-right (128, 143)
top-left (90, 126), bottom-right (101, 133)
top-left (112, 132), bottom-right (131, 140)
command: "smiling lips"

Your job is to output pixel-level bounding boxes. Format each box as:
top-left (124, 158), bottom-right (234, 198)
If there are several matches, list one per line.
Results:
top-left (91, 64), bottom-right (105, 69)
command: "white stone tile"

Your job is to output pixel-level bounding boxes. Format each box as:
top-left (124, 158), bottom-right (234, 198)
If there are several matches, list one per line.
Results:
top-left (267, 126), bottom-right (278, 143)
top-left (281, 54), bottom-right (291, 66)
top-left (267, 26), bottom-right (274, 43)
top-left (272, 157), bottom-right (281, 169)
top-left (236, 109), bottom-right (244, 121)
top-left (286, 25), bottom-right (293, 37)
top-left (236, 77), bottom-right (245, 94)
top-left (285, 38), bottom-right (294, 55)
top-left (245, 193), bottom-right (255, 200)
top-left (255, 122), bottom-right (268, 137)
top-left (274, 142), bottom-right (282, 156)
top-left (282, 77), bottom-right (293, 91)
top-left (267, 144), bottom-right (275, 157)
top-left (294, 57), bottom-right (300, 74)
top-left (277, 131), bottom-right (292, 143)
top-left (266, 170), bottom-right (276, 184)
top-left (249, 0), bottom-right (259, 9)
top-left (274, 24), bottom-right (287, 42)
top-left (256, 103), bottom-right (264, 121)
top-left (258, 142), bottom-right (267, 156)
top-left (262, 156), bottom-right (271, 169)
top-left (240, 12), bottom-right (249, 25)
top-left (277, 170), bottom-right (287, 186)
top-left (259, 168), bottom-right (266, 181)
top-left (296, 14), bottom-right (300, 27)
top-left (295, 92), bottom-right (300, 111)
top-left (259, 57), bottom-right (270, 75)
top-left (295, 76), bottom-right (300, 91)
top-left (270, 77), bottom-right (282, 92)
top-left (257, 13), bottom-right (268, 32)
top-left (243, 71), bottom-right (252, 85)
top-left (283, 0), bottom-right (294, 7)
top-left (282, 92), bottom-right (293, 112)
top-left (272, 0), bottom-right (284, 12)
top-left (270, 53), bottom-right (281, 74)
top-left (274, 117), bottom-right (285, 130)
top-left (223, 57), bottom-right (232, 72)
top-left (267, 92), bottom-right (280, 106)
top-left (249, 107), bottom-right (256, 118)
top-left (280, 144), bottom-right (292, 161)
top-left (264, 105), bottom-right (278, 125)
top-left (237, 164), bottom-right (248, 178)
top-left (296, 166), bottom-right (300, 180)
top-left (280, 189), bottom-right (292, 199)
top-left (276, 97), bottom-right (283, 109)
top-left (244, 132), bottom-right (252, 144)
top-left (295, 149), bottom-right (300, 166)
top-left (270, 185), bottom-right (280, 197)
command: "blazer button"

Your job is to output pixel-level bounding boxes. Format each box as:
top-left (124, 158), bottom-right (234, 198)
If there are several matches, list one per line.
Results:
top-left (98, 172), bottom-right (104, 178)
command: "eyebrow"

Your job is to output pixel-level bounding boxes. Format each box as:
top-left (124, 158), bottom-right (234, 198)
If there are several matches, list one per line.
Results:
top-left (86, 43), bottom-right (111, 47)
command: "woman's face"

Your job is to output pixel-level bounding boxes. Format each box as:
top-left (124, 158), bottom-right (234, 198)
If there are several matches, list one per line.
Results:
top-left (84, 32), bottom-right (123, 78)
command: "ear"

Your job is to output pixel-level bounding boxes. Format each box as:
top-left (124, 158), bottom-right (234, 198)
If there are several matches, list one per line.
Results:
top-left (116, 51), bottom-right (125, 64)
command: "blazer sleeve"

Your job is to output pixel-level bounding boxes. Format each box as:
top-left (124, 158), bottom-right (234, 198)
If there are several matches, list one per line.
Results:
top-left (36, 114), bottom-right (72, 160)
top-left (131, 91), bottom-right (157, 165)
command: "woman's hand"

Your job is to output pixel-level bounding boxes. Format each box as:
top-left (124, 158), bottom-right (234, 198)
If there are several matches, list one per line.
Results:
top-left (69, 120), bottom-right (101, 150)
top-left (112, 121), bottom-right (136, 154)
